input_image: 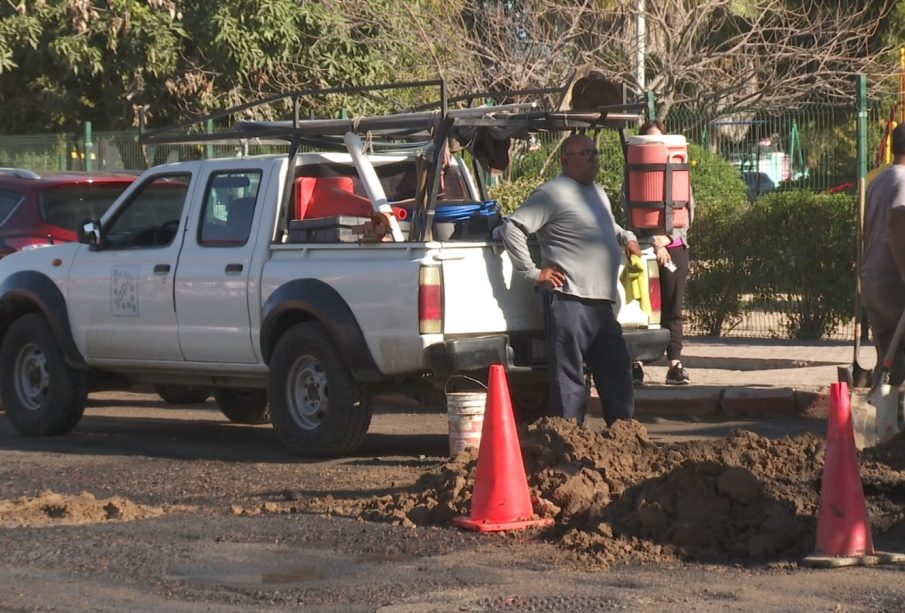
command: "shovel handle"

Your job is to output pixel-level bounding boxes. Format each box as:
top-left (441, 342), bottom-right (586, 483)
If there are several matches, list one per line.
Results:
top-left (881, 306), bottom-right (905, 372)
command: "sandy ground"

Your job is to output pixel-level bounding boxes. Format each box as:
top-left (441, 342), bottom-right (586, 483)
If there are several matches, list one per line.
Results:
top-left (0, 390), bottom-right (904, 612)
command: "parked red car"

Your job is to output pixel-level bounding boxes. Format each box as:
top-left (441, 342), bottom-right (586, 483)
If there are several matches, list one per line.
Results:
top-left (0, 168), bottom-right (136, 257)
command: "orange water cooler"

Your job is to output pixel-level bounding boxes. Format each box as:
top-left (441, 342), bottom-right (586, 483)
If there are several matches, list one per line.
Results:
top-left (626, 134), bottom-right (690, 233)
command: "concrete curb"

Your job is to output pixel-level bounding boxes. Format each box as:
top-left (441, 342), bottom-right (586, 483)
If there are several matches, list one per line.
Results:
top-left (590, 385), bottom-right (835, 421)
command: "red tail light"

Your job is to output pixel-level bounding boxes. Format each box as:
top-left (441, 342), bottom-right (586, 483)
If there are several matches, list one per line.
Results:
top-left (419, 265), bottom-right (443, 334)
top-left (0, 236), bottom-right (55, 257)
top-left (646, 258), bottom-right (662, 325)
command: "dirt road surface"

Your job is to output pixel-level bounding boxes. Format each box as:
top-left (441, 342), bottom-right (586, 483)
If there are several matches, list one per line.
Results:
top-left (1, 390), bottom-right (904, 612)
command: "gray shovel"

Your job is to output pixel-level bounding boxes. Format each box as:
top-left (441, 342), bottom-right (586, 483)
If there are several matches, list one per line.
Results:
top-left (838, 176), bottom-right (873, 388)
top-left (868, 306), bottom-right (905, 444)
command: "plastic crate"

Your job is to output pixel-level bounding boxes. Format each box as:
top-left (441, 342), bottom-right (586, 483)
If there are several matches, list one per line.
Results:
top-left (288, 215), bottom-right (369, 243)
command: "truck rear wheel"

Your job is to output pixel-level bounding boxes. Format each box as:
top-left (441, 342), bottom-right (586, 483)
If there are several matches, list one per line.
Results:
top-left (214, 388), bottom-right (270, 424)
top-left (510, 383), bottom-right (550, 423)
top-left (154, 384), bottom-right (210, 405)
top-left (0, 314), bottom-right (87, 436)
top-left (268, 322), bottom-right (372, 457)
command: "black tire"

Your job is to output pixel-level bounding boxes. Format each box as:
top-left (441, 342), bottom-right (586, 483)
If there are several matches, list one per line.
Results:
top-left (0, 314), bottom-right (88, 436)
top-left (154, 384), bottom-right (210, 405)
top-left (268, 322), bottom-right (372, 457)
top-left (510, 382), bottom-right (550, 423)
top-left (214, 388), bottom-right (270, 424)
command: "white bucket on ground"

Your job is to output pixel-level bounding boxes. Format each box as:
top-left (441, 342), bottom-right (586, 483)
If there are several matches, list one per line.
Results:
top-left (447, 391), bottom-right (487, 456)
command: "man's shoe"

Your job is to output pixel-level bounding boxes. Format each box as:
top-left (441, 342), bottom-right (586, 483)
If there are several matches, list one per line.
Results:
top-left (632, 362), bottom-right (645, 388)
top-left (666, 362), bottom-right (690, 385)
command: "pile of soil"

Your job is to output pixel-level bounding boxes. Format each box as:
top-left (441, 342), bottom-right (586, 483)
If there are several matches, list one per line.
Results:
top-left (0, 491), bottom-right (171, 527)
top-left (360, 418), bottom-right (905, 567)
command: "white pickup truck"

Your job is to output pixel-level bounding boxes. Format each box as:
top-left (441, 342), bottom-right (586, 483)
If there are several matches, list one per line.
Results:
top-left (0, 87), bottom-right (668, 456)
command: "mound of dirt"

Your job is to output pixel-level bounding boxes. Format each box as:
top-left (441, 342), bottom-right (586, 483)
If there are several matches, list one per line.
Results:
top-left (360, 418), bottom-right (905, 567)
top-left (0, 491), bottom-right (169, 527)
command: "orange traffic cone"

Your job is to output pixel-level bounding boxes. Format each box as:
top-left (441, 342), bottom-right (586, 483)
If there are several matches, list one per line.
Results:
top-left (452, 365), bottom-right (554, 532)
top-left (803, 381), bottom-right (875, 567)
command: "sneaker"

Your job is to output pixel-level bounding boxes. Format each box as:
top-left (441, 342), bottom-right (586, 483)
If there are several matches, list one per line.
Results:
top-left (632, 362), bottom-right (645, 388)
top-left (666, 362), bottom-right (690, 385)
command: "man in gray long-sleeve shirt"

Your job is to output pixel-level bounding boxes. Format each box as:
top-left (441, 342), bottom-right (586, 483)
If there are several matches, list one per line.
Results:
top-left (500, 133), bottom-right (641, 424)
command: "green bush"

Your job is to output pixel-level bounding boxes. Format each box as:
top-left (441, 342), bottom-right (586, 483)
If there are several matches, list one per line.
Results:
top-left (489, 175), bottom-right (545, 215)
top-left (502, 130), bottom-right (633, 225)
top-left (488, 132), bottom-right (857, 340)
top-left (684, 143), bottom-right (751, 336)
top-left (747, 191), bottom-right (856, 339)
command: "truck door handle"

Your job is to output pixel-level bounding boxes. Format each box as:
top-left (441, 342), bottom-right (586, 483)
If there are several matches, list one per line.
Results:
top-left (225, 263), bottom-right (243, 274)
top-left (153, 264), bottom-right (171, 275)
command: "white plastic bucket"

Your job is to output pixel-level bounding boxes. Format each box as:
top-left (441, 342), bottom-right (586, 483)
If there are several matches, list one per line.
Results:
top-left (447, 391), bottom-right (487, 456)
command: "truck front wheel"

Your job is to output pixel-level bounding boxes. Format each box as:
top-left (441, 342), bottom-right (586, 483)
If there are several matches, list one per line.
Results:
top-left (0, 314), bottom-right (88, 436)
top-left (154, 384), bottom-right (210, 405)
top-left (268, 322), bottom-right (372, 457)
top-left (214, 388), bottom-right (270, 424)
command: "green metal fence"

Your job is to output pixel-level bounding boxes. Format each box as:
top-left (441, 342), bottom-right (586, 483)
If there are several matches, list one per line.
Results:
top-left (666, 103), bottom-right (890, 198)
top-left (0, 96), bottom-right (890, 342)
top-left (0, 100), bottom-right (893, 193)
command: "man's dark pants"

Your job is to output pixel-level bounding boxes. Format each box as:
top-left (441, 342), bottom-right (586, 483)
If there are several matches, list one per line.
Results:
top-left (545, 292), bottom-right (635, 425)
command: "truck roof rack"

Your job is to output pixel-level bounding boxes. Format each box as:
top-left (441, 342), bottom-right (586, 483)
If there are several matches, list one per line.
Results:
top-left (138, 80), bottom-right (646, 150)
top-left (138, 79), bottom-right (646, 242)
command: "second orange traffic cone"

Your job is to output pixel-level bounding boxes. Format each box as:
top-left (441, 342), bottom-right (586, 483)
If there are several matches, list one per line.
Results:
top-left (452, 365), bottom-right (554, 532)
top-left (803, 382), bottom-right (874, 566)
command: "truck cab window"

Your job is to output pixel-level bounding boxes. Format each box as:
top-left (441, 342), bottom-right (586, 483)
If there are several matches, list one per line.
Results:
top-left (199, 171), bottom-right (262, 247)
top-left (103, 174), bottom-right (191, 249)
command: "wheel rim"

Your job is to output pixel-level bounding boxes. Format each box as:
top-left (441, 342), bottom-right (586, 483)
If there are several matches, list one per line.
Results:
top-left (14, 341), bottom-right (49, 411)
top-left (286, 354), bottom-right (328, 430)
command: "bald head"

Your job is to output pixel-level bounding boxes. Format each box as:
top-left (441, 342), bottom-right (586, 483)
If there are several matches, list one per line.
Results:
top-left (560, 134), bottom-right (600, 185)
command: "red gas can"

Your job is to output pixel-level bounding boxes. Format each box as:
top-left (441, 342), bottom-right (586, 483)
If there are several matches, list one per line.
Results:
top-left (626, 134), bottom-right (690, 233)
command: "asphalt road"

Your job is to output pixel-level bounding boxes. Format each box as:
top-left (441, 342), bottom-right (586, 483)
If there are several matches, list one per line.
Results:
top-left (0, 390), bottom-right (901, 612)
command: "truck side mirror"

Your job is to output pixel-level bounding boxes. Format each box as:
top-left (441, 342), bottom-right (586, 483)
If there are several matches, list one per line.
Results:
top-left (79, 219), bottom-right (103, 251)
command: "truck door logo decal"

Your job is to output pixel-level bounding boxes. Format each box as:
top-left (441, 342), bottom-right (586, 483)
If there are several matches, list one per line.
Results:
top-left (111, 265), bottom-right (139, 317)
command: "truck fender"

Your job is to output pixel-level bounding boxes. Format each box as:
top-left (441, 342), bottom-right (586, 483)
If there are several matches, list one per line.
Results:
top-left (0, 270), bottom-right (86, 369)
top-left (260, 278), bottom-right (383, 382)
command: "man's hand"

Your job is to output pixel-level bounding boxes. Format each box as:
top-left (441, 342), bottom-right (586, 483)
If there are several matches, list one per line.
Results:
top-left (626, 239), bottom-right (642, 257)
top-left (537, 265), bottom-right (566, 288)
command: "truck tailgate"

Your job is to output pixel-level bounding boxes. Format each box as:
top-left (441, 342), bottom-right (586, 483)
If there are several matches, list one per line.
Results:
top-left (438, 243), bottom-right (543, 335)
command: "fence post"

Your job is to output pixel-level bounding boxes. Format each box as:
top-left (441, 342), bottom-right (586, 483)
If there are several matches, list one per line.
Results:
top-left (84, 121), bottom-right (93, 172)
top-left (856, 74), bottom-right (869, 343)
top-left (646, 90), bottom-right (656, 121)
top-left (205, 119), bottom-right (213, 159)
top-left (857, 74), bottom-right (867, 187)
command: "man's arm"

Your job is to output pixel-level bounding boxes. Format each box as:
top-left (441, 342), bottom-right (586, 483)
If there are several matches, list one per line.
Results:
top-left (499, 188), bottom-right (556, 283)
top-left (890, 207), bottom-right (905, 285)
top-left (600, 187), bottom-right (641, 255)
top-left (500, 217), bottom-right (541, 283)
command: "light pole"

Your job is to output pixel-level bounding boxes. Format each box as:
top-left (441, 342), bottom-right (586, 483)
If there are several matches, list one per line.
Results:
top-left (636, 0), bottom-right (646, 93)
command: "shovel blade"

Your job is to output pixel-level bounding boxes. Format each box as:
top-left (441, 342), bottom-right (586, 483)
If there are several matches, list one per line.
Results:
top-left (838, 365), bottom-right (873, 389)
top-left (851, 389), bottom-right (878, 450)
top-left (868, 384), bottom-right (902, 444)
top-left (852, 365), bottom-right (873, 389)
